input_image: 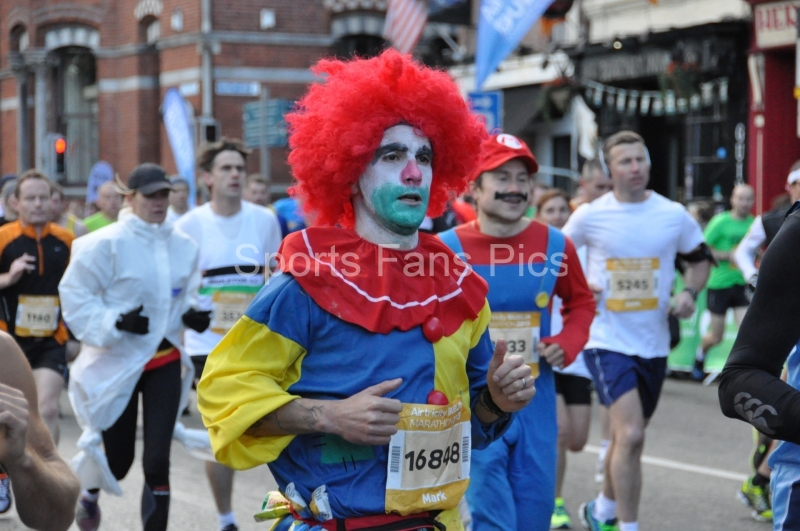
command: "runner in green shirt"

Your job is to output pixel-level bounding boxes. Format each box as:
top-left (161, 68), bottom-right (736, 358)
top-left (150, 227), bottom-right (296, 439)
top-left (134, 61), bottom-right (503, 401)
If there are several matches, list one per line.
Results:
top-left (693, 184), bottom-right (755, 380)
top-left (83, 182), bottom-right (122, 232)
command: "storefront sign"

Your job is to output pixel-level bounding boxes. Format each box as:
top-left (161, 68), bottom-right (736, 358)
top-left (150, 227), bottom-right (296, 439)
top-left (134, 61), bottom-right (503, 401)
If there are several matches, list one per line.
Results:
top-left (754, 0), bottom-right (800, 49)
top-left (582, 50), bottom-right (671, 83)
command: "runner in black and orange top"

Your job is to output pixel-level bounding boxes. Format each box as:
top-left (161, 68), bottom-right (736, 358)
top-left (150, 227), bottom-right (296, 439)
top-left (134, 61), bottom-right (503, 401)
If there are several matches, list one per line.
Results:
top-left (0, 170), bottom-right (73, 445)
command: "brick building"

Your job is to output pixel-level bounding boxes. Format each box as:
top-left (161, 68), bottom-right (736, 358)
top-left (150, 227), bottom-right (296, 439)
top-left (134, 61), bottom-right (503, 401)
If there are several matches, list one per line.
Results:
top-left (0, 0), bottom-right (411, 194)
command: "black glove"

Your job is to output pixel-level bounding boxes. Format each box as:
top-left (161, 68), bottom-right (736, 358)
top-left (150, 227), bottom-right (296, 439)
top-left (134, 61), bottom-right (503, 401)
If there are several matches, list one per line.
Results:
top-left (182, 308), bottom-right (212, 333)
top-left (115, 305), bottom-right (149, 335)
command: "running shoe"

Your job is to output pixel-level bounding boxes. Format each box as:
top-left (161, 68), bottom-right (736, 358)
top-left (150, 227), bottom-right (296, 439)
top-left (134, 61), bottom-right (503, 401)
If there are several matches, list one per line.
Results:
top-left (579, 500), bottom-right (619, 531)
top-left (75, 496), bottom-right (102, 531)
top-left (690, 360), bottom-right (706, 382)
top-left (738, 477), bottom-right (773, 522)
top-left (551, 497), bottom-right (572, 529)
top-left (221, 525), bottom-right (240, 531)
top-left (0, 472), bottom-right (12, 514)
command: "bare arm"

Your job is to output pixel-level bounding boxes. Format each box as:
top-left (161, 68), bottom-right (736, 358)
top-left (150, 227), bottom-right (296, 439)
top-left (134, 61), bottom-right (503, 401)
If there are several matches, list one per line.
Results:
top-left (73, 220), bottom-right (89, 238)
top-left (245, 379), bottom-right (405, 446)
top-left (245, 341), bottom-right (535, 442)
top-left (0, 333), bottom-right (80, 531)
top-left (672, 249), bottom-right (711, 319)
top-left (710, 248), bottom-right (731, 262)
top-left (0, 254), bottom-right (36, 290)
top-left (683, 255), bottom-right (710, 292)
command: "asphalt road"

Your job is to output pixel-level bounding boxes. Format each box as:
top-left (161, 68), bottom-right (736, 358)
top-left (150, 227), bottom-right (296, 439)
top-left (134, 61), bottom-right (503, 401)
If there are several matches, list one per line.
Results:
top-left (0, 378), bottom-right (771, 531)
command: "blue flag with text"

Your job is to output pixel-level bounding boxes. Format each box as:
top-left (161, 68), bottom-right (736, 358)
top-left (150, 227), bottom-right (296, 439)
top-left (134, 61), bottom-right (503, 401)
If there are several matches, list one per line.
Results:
top-left (162, 88), bottom-right (197, 207)
top-left (476, 0), bottom-right (556, 89)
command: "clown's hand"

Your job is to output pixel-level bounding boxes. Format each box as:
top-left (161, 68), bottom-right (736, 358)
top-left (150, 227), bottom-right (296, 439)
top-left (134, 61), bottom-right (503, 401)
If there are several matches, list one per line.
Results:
top-left (484, 339), bottom-right (535, 417)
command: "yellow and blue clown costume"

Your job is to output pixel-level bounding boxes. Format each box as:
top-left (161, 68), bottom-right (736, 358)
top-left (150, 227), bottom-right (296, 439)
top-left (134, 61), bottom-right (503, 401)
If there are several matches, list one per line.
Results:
top-left (198, 227), bottom-right (512, 530)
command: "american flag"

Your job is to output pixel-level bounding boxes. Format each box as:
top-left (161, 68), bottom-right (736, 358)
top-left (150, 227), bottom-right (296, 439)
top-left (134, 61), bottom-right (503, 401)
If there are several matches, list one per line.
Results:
top-left (383, 0), bottom-right (428, 54)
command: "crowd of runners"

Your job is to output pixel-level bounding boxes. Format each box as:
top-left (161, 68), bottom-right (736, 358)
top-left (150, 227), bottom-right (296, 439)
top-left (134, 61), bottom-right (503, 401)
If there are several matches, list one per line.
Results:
top-left (0, 50), bottom-right (798, 531)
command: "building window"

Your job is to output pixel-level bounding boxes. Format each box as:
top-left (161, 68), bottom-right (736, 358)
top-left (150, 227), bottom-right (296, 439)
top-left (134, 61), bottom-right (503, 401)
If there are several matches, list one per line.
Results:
top-left (10, 25), bottom-right (28, 52)
top-left (332, 35), bottom-right (385, 58)
top-left (146, 19), bottom-right (161, 43)
top-left (54, 47), bottom-right (98, 185)
top-left (171, 8), bottom-right (183, 32)
top-left (260, 9), bottom-right (276, 30)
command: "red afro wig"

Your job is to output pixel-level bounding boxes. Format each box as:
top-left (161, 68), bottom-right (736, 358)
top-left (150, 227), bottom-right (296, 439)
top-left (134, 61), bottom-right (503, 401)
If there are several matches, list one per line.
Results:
top-left (286, 49), bottom-right (488, 228)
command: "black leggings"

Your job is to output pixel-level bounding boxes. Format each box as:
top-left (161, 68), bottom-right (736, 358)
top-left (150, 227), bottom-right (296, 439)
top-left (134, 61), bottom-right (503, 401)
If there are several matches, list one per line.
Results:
top-left (103, 360), bottom-right (181, 531)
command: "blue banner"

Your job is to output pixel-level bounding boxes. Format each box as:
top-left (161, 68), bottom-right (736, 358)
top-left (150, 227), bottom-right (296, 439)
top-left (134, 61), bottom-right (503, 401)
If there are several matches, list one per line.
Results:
top-left (85, 161), bottom-right (113, 206)
top-left (476, 0), bottom-right (556, 90)
top-left (162, 88), bottom-right (197, 207)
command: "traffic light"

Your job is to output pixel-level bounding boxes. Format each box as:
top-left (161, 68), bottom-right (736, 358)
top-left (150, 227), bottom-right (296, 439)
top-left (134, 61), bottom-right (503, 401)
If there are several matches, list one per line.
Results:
top-left (54, 137), bottom-right (66, 174)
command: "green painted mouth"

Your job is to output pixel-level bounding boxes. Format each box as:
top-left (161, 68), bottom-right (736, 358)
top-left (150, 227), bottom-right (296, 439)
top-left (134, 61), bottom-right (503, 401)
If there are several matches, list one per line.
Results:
top-left (370, 183), bottom-right (430, 236)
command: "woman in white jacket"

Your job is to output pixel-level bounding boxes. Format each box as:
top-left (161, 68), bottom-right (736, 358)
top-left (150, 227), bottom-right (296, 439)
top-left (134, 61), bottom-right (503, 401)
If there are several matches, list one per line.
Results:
top-left (59, 164), bottom-right (210, 531)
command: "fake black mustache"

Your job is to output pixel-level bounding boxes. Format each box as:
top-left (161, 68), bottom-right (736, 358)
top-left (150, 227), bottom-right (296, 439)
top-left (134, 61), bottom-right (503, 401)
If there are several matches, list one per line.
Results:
top-left (494, 192), bottom-right (529, 202)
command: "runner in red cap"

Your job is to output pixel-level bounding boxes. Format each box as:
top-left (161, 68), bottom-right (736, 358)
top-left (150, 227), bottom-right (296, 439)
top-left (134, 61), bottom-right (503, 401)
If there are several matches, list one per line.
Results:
top-left (439, 133), bottom-right (595, 531)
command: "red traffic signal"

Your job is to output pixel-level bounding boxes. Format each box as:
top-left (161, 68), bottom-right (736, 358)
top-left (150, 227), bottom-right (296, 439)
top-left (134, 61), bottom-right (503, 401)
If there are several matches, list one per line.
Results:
top-left (54, 137), bottom-right (66, 174)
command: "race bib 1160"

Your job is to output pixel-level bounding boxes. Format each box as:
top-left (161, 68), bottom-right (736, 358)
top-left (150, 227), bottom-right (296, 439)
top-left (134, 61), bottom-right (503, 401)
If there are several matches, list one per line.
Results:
top-left (15, 295), bottom-right (59, 338)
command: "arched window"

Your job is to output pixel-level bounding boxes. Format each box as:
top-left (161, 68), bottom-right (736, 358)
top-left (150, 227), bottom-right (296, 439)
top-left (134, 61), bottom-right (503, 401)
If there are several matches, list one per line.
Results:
top-left (139, 15), bottom-right (160, 44)
top-left (53, 46), bottom-right (98, 184)
top-left (10, 25), bottom-right (29, 53)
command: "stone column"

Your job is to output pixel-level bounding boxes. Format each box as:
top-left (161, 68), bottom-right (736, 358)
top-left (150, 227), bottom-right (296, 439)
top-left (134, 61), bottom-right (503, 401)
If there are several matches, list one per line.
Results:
top-left (8, 52), bottom-right (30, 173)
top-left (25, 49), bottom-right (50, 172)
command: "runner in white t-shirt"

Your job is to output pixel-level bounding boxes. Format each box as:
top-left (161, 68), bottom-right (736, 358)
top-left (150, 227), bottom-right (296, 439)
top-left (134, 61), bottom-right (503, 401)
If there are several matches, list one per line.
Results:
top-left (175, 138), bottom-right (282, 531)
top-left (562, 131), bottom-right (712, 531)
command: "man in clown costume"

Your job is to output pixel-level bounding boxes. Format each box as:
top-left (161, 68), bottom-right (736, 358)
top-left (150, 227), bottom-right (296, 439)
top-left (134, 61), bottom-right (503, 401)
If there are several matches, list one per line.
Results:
top-left (197, 50), bottom-right (536, 530)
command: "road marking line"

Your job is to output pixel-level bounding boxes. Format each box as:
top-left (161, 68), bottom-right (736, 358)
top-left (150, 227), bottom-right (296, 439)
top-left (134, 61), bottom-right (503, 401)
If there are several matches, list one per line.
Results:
top-left (584, 445), bottom-right (748, 482)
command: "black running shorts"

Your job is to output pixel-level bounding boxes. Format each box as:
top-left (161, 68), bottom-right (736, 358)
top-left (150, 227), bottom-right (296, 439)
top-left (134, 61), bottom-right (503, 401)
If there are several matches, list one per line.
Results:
top-left (707, 285), bottom-right (750, 315)
top-left (554, 372), bottom-right (593, 406)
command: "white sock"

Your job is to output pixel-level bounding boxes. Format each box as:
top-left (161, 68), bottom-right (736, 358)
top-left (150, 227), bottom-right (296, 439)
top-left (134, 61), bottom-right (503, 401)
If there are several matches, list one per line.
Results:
top-left (218, 511), bottom-right (236, 529)
top-left (82, 490), bottom-right (99, 502)
top-left (598, 439), bottom-right (610, 462)
top-left (593, 493), bottom-right (616, 522)
top-left (619, 522), bottom-right (638, 531)
top-left (696, 346), bottom-right (705, 362)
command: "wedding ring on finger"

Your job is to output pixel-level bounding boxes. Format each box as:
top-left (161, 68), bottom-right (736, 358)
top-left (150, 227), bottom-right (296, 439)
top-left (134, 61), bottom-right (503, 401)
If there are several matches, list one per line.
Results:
top-left (520, 377), bottom-right (527, 390)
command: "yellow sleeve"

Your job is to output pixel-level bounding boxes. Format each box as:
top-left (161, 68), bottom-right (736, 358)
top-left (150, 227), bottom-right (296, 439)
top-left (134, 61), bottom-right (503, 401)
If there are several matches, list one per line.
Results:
top-left (471, 300), bottom-right (492, 349)
top-left (197, 315), bottom-right (307, 469)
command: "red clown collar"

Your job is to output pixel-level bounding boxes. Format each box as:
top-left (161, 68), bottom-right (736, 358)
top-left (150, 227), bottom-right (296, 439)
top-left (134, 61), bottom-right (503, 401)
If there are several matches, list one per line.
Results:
top-left (277, 227), bottom-right (488, 339)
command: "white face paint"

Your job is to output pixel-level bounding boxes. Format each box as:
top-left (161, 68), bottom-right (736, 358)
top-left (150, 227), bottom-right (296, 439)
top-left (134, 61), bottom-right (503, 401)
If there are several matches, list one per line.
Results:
top-left (355, 124), bottom-right (434, 238)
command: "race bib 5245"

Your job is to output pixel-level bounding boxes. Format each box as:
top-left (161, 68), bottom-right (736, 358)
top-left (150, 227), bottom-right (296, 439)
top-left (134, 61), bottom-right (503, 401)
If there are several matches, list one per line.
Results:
top-left (606, 258), bottom-right (660, 312)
